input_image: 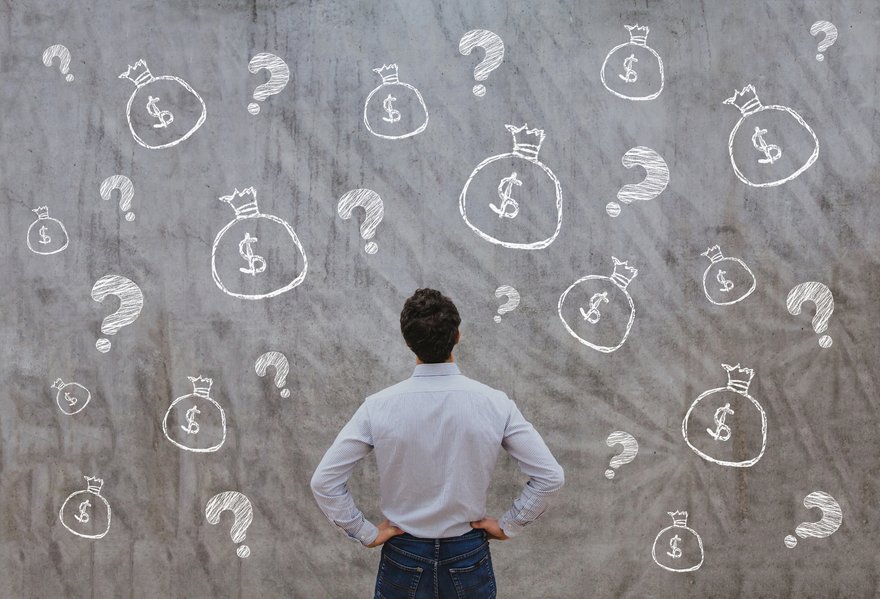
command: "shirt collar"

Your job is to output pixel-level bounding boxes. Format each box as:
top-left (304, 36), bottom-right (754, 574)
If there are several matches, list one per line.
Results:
top-left (412, 363), bottom-right (461, 377)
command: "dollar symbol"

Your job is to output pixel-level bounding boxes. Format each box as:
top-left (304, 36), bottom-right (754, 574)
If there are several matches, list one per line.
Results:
top-left (38, 225), bottom-right (51, 245)
top-left (238, 233), bottom-right (267, 276)
top-left (64, 392), bottom-right (77, 406)
top-left (707, 403), bottom-right (734, 442)
top-left (751, 126), bottom-right (782, 164)
top-left (74, 499), bottom-right (91, 524)
top-left (146, 96), bottom-right (174, 129)
top-left (667, 535), bottom-right (682, 559)
top-left (716, 270), bottom-right (734, 292)
top-left (579, 291), bottom-right (609, 324)
top-left (382, 94), bottom-right (401, 123)
top-left (489, 172), bottom-right (521, 218)
top-left (181, 405), bottom-right (200, 435)
top-left (619, 54), bottom-right (638, 83)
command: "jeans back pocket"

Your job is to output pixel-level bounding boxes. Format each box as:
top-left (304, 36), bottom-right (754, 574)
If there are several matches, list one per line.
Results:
top-left (448, 553), bottom-right (496, 599)
top-left (375, 552), bottom-right (423, 599)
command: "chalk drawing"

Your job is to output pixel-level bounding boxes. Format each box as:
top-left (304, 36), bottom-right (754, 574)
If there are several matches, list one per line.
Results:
top-left (27, 207), bottom-right (69, 255)
top-left (163, 376), bottom-right (226, 453)
top-left (59, 476), bottom-right (111, 540)
top-left (363, 64), bottom-right (428, 139)
top-left (784, 491), bottom-right (842, 548)
top-left (810, 21), bottom-right (838, 61)
top-left (100, 175), bottom-right (135, 221)
top-left (206, 491), bottom-right (254, 558)
top-left (494, 285), bottom-right (520, 323)
top-left (605, 431), bottom-right (638, 479)
top-left (52, 379), bottom-right (91, 416)
top-left (600, 25), bottom-right (664, 101)
top-left (459, 30), bottom-right (504, 97)
top-left (91, 275), bottom-right (143, 353)
top-left (701, 245), bottom-right (756, 306)
top-left (337, 189), bottom-right (384, 254)
top-left (42, 45), bottom-right (74, 82)
top-left (652, 511), bottom-right (703, 572)
top-left (606, 146), bottom-right (669, 217)
top-left (255, 351), bottom-right (291, 398)
top-left (786, 282), bottom-right (834, 348)
top-left (248, 53), bottom-right (289, 115)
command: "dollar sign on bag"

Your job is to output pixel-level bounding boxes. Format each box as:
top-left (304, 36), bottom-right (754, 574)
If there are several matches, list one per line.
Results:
top-left (146, 96), bottom-right (174, 129)
top-left (382, 94), bottom-right (401, 123)
top-left (238, 233), bottom-right (267, 276)
top-left (490, 172), bottom-right (521, 218)
top-left (181, 406), bottom-right (200, 435)
top-left (74, 499), bottom-right (91, 523)
top-left (716, 270), bottom-right (734, 292)
top-left (707, 403), bottom-right (734, 442)
top-left (579, 291), bottom-right (609, 324)
top-left (667, 535), bottom-right (682, 559)
top-left (751, 127), bottom-right (782, 165)
top-left (38, 225), bottom-right (51, 244)
top-left (64, 392), bottom-right (77, 407)
top-left (619, 54), bottom-right (638, 83)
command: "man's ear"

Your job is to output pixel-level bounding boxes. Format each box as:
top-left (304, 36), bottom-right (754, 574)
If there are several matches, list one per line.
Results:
top-left (455, 329), bottom-right (461, 344)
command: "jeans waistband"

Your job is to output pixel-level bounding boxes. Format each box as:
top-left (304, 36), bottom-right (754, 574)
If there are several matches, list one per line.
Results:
top-left (393, 527), bottom-right (485, 544)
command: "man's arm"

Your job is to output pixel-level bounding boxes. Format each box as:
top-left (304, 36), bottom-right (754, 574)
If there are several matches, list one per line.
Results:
top-left (309, 401), bottom-right (379, 546)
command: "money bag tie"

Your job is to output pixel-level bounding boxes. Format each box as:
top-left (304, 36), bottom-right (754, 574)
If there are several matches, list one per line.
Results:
top-left (600, 24), bottom-right (664, 101)
top-left (701, 245), bottom-right (757, 306)
top-left (163, 376), bottom-right (226, 453)
top-left (652, 511), bottom-right (703, 572)
top-left (27, 206), bottom-right (69, 255)
top-left (59, 476), bottom-right (111, 539)
top-left (363, 64), bottom-right (428, 139)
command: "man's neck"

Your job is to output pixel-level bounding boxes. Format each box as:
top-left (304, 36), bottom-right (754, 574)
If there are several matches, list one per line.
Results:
top-left (415, 355), bottom-right (454, 365)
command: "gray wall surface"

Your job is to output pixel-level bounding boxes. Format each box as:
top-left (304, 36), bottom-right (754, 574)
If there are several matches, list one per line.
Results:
top-left (2, 0), bottom-right (879, 597)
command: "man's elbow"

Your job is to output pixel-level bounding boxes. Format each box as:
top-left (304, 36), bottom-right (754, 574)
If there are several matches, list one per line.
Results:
top-left (309, 470), bottom-right (327, 496)
top-left (549, 465), bottom-right (565, 491)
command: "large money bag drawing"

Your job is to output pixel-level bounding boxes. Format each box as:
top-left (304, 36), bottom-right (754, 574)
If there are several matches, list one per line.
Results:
top-left (119, 59), bottom-right (207, 150)
top-left (682, 364), bottom-right (767, 468)
top-left (27, 206), bottom-right (68, 255)
top-left (59, 476), bottom-right (111, 539)
top-left (723, 84), bottom-right (819, 187)
top-left (363, 64), bottom-right (428, 140)
top-left (652, 511), bottom-right (704, 573)
top-left (460, 124), bottom-right (563, 250)
top-left (162, 376), bottom-right (226, 453)
top-left (701, 245), bottom-right (756, 306)
top-left (600, 25), bottom-right (664, 101)
top-left (52, 378), bottom-right (91, 415)
top-left (558, 257), bottom-right (637, 352)
top-left (211, 187), bottom-right (308, 300)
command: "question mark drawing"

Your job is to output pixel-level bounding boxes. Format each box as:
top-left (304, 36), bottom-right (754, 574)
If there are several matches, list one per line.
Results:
top-left (459, 30), bottom-right (505, 97)
top-left (100, 175), bottom-right (135, 221)
top-left (605, 431), bottom-right (639, 479)
top-left (786, 282), bottom-right (834, 348)
top-left (494, 285), bottom-right (520, 323)
top-left (91, 275), bottom-right (143, 353)
top-left (42, 45), bottom-right (74, 82)
top-left (784, 491), bottom-right (842, 548)
top-left (248, 53), bottom-right (290, 115)
top-left (255, 351), bottom-right (291, 398)
top-left (337, 189), bottom-right (384, 255)
top-left (810, 21), bottom-right (838, 61)
top-left (606, 147), bottom-right (669, 217)
top-left (205, 491), bottom-right (254, 558)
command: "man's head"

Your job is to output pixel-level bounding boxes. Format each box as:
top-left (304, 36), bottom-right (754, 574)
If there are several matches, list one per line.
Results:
top-left (400, 288), bottom-right (461, 363)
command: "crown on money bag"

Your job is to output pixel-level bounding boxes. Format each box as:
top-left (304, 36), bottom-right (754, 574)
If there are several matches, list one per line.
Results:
top-left (118, 59), bottom-right (154, 87)
top-left (219, 187), bottom-right (260, 217)
top-left (610, 256), bottom-right (638, 289)
top-left (702, 245), bottom-right (726, 264)
top-left (373, 64), bottom-right (400, 84)
top-left (723, 84), bottom-right (763, 117)
top-left (52, 378), bottom-right (66, 390)
top-left (723, 363), bottom-right (754, 394)
top-left (84, 475), bottom-right (104, 494)
top-left (32, 206), bottom-right (51, 220)
top-left (625, 24), bottom-right (650, 45)
top-left (507, 124), bottom-right (546, 160)
top-left (668, 511), bottom-right (688, 526)
top-left (188, 375), bottom-right (213, 398)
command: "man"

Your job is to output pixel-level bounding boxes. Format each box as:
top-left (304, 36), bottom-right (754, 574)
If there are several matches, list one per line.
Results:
top-left (310, 288), bottom-right (565, 598)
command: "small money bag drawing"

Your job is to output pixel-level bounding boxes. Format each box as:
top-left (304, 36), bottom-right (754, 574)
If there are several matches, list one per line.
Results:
top-left (682, 364), bottom-right (767, 468)
top-left (211, 187), bottom-right (308, 300)
top-left (363, 64), bottom-right (428, 140)
top-left (600, 25), bottom-right (664, 101)
top-left (27, 207), bottom-right (69, 255)
top-left (651, 511), bottom-right (704, 573)
top-left (460, 124), bottom-right (563, 250)
top-left (701, 245), bottom-right (757, 306)
top-left (119, 59), bottom-right (207, 150)
top-left (723, 84), bottom-right (819, 187)
top-left (59, 476), bottom-right (111, 540)
top-left (558, 257), bottom-right (637, 353)
top-left (163, 376), bottom-right (226, 453)
top-left (52, 379), bottom-right (91, 416)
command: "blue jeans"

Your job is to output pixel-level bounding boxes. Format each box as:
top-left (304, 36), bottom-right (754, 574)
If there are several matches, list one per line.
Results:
top-left (374, 528), bottom-right (496, 599)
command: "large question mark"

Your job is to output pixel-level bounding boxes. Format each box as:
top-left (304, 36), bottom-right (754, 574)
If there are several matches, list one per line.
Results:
top-left (784, 491), bottom-right (842, 548)
top-left (605, 431), bottom-right (639, 479)
top-left (255, 351), bottom-right (290, 398)
top-left (91, 274), bottom-right (143, 353)
top-left (248, 53), bottom-right (290, 115)
top-left (459, 30), bottom-right (505, 97)
top-left (42, 45), bottom-right (74, 82)
top-left (606, 146), bottom-right (669, 217)
top-left (337, 189), bottom-right (384, 255)
top-left (493, 285), bottom-right (520, 323)
top-left (786, 282), bottom-right (834, 348)
top-left (810, 21), bottom-right (838, 61)
top-left (100, 175), bottom-right (135, 221)
top-left (205, 491), bottom-right (254, 558)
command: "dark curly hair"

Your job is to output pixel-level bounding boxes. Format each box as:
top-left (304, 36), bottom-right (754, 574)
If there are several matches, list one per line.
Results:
top-left (400, 288), bottom-right (461, 363)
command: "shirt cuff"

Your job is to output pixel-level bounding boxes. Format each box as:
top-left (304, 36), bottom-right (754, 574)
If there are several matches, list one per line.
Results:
top-left (498, 515), bottom-right (526, 538)
top-left (334, 516), bottom-right (379, 546)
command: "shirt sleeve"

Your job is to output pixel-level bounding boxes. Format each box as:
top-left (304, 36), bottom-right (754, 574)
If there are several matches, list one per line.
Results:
top-left (498, 398), bottom-right (565, 538)
top-left (309, 401), bottom-right (379, 547)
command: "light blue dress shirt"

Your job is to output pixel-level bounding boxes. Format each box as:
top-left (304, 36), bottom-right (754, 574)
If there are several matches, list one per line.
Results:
top-left (310, 362), bottom-right (565, 546)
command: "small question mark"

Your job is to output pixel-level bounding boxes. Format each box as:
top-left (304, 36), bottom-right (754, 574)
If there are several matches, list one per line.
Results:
top-left (206, 491), bottom-right (254, 558)
top-left (810, 21), bottom-right (838, 61)
top-left (100, 175), bottom-right (135, 221)
top-left (459, 30), bottom-right (505, 97)
top-left (493, 285), bottom-right (520, 323)
top-left (605, 431), bottom-right (639, 479)
top-left (337, 189), bottom-right (384, 254)
top-left (606, 147), bottom-right (669, 217)
top-left (42, 45), bottom-right (74, 82)
top-left (255, 351), bottom-right (291, 398)
top-left (248, 53), bottom-right (290, 115)
top-left (91, 274), bottom-right (144, 353)
top-left (786, 282), bottom-right (834, 348)
top-left (784, 491), bottom-right (842, 548)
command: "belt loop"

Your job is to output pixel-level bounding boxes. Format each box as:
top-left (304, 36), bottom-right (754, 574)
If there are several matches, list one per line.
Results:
top-left (434, 538), bottom-right (440, 559)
